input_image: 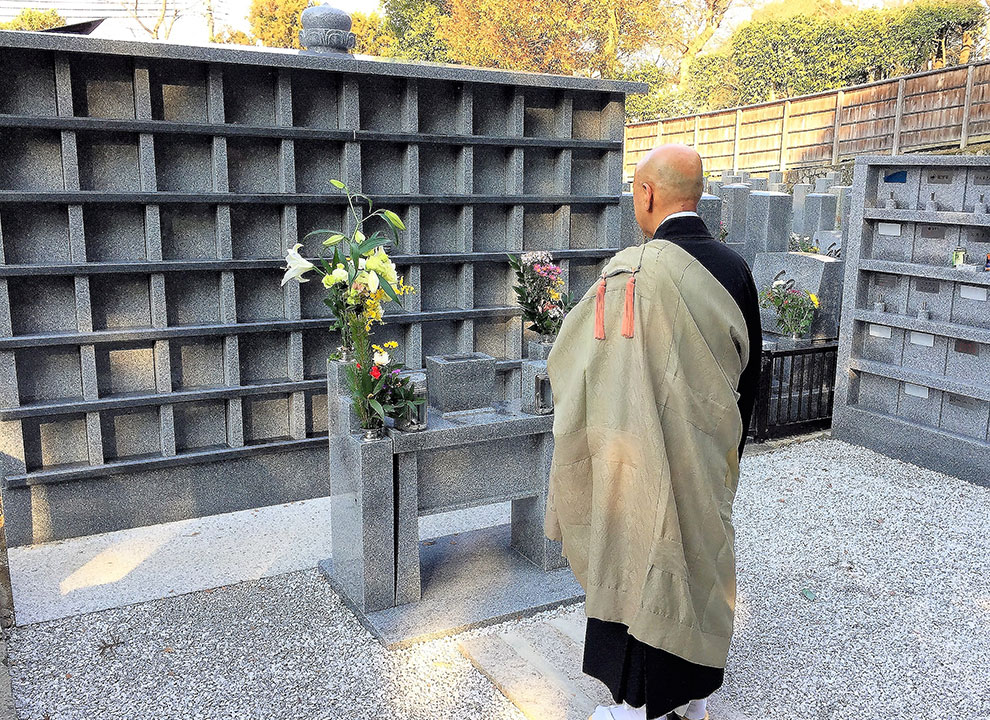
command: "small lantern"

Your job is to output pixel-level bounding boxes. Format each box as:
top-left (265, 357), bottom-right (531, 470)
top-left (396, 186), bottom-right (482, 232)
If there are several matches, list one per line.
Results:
top-left (534, 373), bottom-right (554, 415)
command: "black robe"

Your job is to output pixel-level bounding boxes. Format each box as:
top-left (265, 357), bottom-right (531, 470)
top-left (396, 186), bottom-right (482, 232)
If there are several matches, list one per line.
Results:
top-left (582, 214), bottom-right (763, 718)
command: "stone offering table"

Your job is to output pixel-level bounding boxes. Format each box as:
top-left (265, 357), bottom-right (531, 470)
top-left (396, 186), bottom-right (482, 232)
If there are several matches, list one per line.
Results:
top-left (322, 353), bottom-right (577, 646)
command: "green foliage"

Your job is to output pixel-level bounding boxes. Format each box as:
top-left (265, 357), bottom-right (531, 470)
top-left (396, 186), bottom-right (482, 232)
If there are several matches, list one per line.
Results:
top-left (760, 278), bottom-right (820, 337)
top-left (730, 0), bottom-right (988, 105)
top-left (0, 8), bottom-right (65, 30)
top-left (622, 63), bottom-right (697, 121)
top-left (644, 0), bottom-right (989, 118)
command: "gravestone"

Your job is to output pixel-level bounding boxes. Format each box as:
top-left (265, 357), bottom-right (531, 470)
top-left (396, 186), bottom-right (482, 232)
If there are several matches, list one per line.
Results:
top-left (802, 193), bottom-right (838, 237)
top-left (769, 171), bottom-right (784, 184)
top-left (697, 193), bottom-right (722, 239)
top-left (813, 229), bottom-right (842, 257)
top-left (752, 252), bottom-right (844, 340)
top-left (791, 183), bottom-right (812, 233)
top-left (830, 185), bottom-right (852, 229)
top-left (749, 177), bottom-right (768, 191)
top-left (0, 29), bottom-right (643, 544)
top-left (722, 183), bottom-right (750, 255)
top-left (743, 191), bottom-right (791, 265)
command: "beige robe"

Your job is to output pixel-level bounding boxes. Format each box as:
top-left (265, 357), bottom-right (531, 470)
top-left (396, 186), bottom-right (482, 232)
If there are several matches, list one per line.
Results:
top-left (545, 239), bottom-right (750, 669)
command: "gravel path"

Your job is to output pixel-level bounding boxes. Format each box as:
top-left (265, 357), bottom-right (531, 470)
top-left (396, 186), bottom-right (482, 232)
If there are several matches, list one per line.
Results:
top-left (7, 438), bottom-right (990, 720)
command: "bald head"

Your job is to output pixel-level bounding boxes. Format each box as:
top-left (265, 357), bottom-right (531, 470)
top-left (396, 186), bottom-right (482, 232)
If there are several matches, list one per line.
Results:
top-left (632, 144), bottom-right (704, 238)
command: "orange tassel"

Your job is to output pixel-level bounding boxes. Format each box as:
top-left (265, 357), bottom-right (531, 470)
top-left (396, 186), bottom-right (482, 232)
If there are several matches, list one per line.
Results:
top-left (622, 273), bottom-right (636, 338)
top-left (594, 277), bottom-right (607, 340)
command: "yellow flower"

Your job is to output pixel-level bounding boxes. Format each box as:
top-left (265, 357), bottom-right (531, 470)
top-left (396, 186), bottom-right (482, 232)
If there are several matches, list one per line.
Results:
top-left (384, 341), bottom-right (398, 349)
top-left (365, 247), bottom-right (398, 286)
top-left (809, 292), bottom-right (820, 308)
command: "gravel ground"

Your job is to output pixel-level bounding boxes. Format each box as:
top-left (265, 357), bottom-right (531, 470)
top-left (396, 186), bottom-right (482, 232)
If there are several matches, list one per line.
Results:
top-left (7, 438), bottom-right (990, 720)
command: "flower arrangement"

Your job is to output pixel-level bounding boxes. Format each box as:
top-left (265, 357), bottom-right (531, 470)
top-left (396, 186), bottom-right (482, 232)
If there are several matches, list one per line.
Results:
top-left (507, 251), bottom-right (575, 339)
top-left (789, 233), bottom-right (819, 254)
top-left (760, 277), bottom-right (820, 338)
top-left (348, 340), bottom-right (423, 432)
top-left (281, 179), bottom-right (414, 355)
top-left (718, 221), bottom-right (729, 243)
top-left (282, 179), bottom-right (420, 434)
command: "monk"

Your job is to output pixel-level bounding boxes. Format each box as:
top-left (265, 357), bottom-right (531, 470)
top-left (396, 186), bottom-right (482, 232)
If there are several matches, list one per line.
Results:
top-left (545, 145), bottom-right (762, 720)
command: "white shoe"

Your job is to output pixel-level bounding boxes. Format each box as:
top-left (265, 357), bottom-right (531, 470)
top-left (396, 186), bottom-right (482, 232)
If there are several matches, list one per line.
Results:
top-left (590, 704), bottom-right (647, 720)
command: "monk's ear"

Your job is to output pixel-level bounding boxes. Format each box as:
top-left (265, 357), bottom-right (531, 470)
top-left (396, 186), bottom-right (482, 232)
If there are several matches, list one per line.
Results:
top-left (642, 182), bottom-right (654, 212)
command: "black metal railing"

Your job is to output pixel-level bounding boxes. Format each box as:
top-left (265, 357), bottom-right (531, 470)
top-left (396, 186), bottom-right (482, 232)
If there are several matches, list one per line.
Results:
top-left (751, 338), bottom-right (839, 441)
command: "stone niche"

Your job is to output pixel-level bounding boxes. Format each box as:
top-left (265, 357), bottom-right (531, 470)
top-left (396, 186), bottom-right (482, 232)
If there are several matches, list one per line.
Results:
top-left (752, 251), bottom-right (845, 340)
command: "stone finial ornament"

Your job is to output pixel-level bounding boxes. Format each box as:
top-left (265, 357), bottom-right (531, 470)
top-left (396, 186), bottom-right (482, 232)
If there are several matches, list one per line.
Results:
top-left (299, 2), bottom-right (357, 54)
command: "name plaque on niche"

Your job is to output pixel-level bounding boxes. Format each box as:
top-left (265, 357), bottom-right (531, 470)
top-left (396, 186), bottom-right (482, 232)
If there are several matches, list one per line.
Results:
top-left (974, 172), bottom-right (990, 186)
top-left (909, 331), bottom-right (935, 347)
top-left (904, 383), bottom-right (930, 399)
top-left (878, 222), bottom-right (901, 236)
top-left (927, 172), bottom-right (953, 185)
top-left (869, 324), bottom-right (892, 339)
top-left (954, 339), bottom-right (980, 356)
top-left (920, 225), bottom-right (945, 239)
top-left (960, 285), bottom-right (988, 302)
top-left (916, 278), bottom-right (941, 294)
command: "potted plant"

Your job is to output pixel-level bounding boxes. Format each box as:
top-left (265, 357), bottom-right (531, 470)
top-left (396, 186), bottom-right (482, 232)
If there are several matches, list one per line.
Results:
top-left (507, 251), bottom-right (575, 359)
top-left (760, 278), bottom-right (820, 339)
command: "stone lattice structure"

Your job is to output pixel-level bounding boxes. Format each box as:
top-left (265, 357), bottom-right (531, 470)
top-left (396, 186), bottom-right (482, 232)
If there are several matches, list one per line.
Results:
top-left (0, 31), bottom-right (641, 544)
top-left (834, 155), bottom-right (990, 485)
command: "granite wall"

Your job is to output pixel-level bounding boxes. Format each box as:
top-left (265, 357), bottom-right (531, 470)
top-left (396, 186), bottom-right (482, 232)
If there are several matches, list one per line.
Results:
top-left (0, 32), bottom-right (642, 544)
top-left (834, 155), bottom-right (990, 486)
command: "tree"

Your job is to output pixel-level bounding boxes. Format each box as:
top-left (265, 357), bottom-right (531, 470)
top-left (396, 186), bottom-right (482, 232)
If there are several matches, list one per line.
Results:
top-left (126, 0), bottom-right (183, 40)
top-left (670, 0), bottom-right (740, 87)
top-left (248, 0), bottom-right (309, 49)
top-left (352, 11), bottom-right (401, 57)
top-left (440, 0), bottom-right (676, 78)
top-left (0, 8), bottom-right (65, 30)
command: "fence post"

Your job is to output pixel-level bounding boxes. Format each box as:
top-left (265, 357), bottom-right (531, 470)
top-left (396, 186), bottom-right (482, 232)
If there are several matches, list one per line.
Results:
top-left (779, 100), bottom-right (790, 172)
top-left (961, 64), bottom-right (975, 149)
top-left (732, 108), bottom-right (742, 172)
top-left (891, 78), bottom-right (906, 155)
top-left (831, 90), bottom-right (844, 165)
top-left (656, 118), bottom-right (663, 145)
top-left (693, 115), bottom-right (700, 149)
top-left (753, 352), bottom-right (773, 442)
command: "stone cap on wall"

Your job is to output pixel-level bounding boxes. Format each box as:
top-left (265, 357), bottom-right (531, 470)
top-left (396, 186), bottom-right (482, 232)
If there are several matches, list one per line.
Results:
top-left (0, 30), bottom-right (649, 94)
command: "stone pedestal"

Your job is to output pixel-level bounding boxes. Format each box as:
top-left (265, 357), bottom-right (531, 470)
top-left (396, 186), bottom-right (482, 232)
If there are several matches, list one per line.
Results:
top-left (328, 432), bottom-right (395, 613)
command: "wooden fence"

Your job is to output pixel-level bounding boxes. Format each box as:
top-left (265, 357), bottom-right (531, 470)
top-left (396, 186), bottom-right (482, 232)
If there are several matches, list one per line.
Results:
top-left (625, 61), bottom-right (990, 180)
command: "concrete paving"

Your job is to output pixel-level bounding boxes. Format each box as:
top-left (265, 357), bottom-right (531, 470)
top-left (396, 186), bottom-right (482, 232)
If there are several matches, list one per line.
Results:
top-left (7, 496), bottom-right (512, 626)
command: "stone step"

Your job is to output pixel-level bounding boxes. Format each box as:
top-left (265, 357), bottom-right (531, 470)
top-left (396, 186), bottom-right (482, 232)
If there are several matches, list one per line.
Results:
top-left (458, 609), bottom-right (613, 720)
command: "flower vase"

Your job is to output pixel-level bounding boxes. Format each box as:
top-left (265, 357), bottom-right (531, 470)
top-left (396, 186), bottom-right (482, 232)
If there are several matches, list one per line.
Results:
top-left (528, 337), bottom-right (555, 361)
top-left (361, 426), bottom-right (385, 442)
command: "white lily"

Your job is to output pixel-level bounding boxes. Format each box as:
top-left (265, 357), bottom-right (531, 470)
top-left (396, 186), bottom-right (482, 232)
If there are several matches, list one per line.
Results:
top-left (282, 243), bottom-right (315, 285)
